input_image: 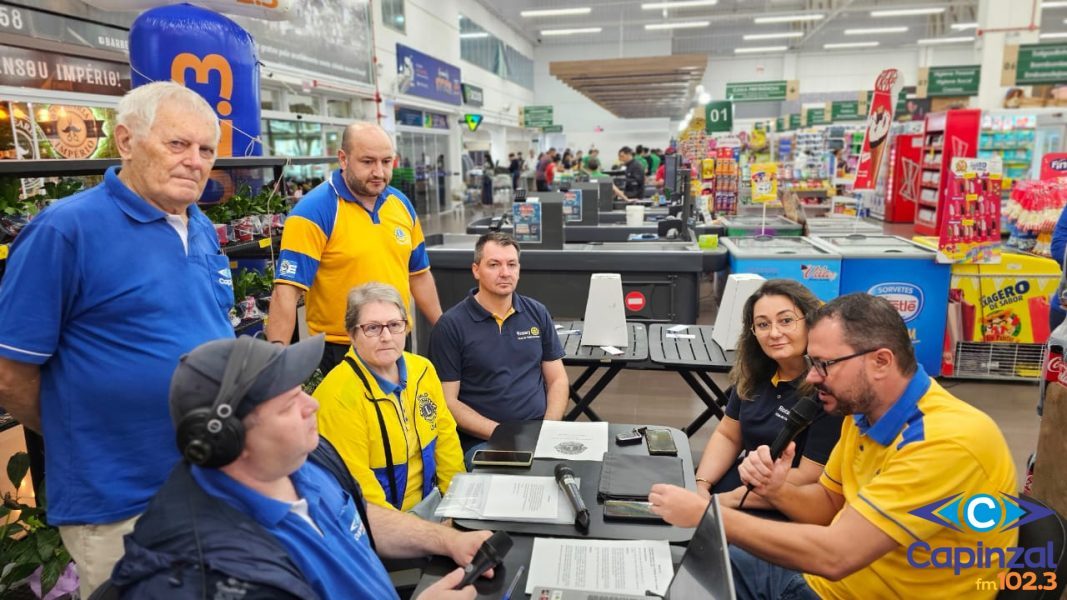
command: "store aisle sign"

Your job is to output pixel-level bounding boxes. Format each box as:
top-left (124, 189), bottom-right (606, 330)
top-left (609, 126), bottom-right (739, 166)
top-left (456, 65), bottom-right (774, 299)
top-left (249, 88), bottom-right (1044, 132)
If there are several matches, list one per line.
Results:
top-left (1003, 43), bottom-right (1067, 86)
top-left (776, 115), bottom-right (786, 131)
top-left (725, 80), bottom-right (799, 102)
top-left (788, 114), bottom-right (801, 130)
top-left (523, 105), bottom-right (553, 128)
top-left (831, 101), bottom-right (863, 122)
top-left (919, 65), bottom-right (980, 97)
top-left (462, 83), bottom-right (484, 106)
top-left (0, 45), bottom-right (130, 96)
top-left (542, 124), bottom-right (563, 133)
top-left (704, 101), bottom-right (733, 133)
top-left (396, 44), bottom-right (462, 105)
top-left (803, 106), bottom-right (829, 126)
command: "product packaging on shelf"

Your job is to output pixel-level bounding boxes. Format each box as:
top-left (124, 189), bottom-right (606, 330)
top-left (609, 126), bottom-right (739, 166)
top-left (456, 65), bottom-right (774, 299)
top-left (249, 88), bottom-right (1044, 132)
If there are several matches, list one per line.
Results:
top-left (936, 157), bottom-right (1003, 264)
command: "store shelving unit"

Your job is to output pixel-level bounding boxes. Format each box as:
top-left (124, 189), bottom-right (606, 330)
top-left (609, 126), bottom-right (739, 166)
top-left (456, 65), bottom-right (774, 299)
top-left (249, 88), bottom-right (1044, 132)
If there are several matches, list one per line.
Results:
top-left (979, 113), bottom-right (1035, 185)
top-left (915, 109), bottom-right (982, 235)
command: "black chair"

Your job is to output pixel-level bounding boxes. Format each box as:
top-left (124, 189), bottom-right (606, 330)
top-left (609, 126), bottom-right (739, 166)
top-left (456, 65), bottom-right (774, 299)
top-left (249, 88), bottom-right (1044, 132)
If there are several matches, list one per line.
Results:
top-left (997, 494), bottom-right (1066, 600)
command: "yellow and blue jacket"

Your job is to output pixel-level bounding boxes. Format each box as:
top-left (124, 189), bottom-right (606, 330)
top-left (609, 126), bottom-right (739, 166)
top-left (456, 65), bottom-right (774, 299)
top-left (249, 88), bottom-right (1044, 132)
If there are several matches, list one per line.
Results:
top-left (314, 348), bottom-right (464, 511)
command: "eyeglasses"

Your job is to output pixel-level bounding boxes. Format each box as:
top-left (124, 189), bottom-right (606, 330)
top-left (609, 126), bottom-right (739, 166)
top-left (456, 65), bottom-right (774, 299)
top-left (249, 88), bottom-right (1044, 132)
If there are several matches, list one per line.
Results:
top-left (752, 314), bottom-right (804, 335)
top-left (804, 348), bottom-right (878, 377)
top-left (356, 320), bottom-right (407, 338)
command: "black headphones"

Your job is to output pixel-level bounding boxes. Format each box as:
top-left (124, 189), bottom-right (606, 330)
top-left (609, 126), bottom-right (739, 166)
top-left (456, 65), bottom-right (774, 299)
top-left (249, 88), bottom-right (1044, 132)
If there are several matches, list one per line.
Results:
top-left (176, 337), bottom-right (278, 468)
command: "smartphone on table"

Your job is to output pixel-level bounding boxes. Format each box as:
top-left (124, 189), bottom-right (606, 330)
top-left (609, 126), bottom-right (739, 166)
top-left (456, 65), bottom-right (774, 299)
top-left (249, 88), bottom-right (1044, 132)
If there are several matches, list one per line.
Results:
top-left (470, 450), bottom-right (535, 467)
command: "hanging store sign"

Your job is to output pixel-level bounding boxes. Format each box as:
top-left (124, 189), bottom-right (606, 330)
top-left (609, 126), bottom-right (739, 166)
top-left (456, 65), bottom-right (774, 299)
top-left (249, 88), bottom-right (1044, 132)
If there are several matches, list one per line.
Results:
top-left (776, 115), bottom-right (786, 131)
top-left (788, 113), bottom-right (801, 130)
top-left (0, 4), bottom-right (129, 53)
top-left (542, 124), bottom-right (563, 133)
top-left (919, 65), bottom-right (981, 97)
top-left (461, 83), bottom-right (484, 106)
top-left (803, 106), bottom-right (829, 126)
top-left (396, 43), bottom-right (462, 105)
top-left (1003, 43), bottom-right (1067, 86)
top-left (523, 105), bottom-right (553, 128)
top-left (831, 101), bottom-right (863, 122)
top-left (855, 68), bottom-right (904, 191)
top-left (724, 80), bottom-right (799, 102)
top-left (704, 101), bottom-right (733, 133)
top-left (0, 45), bottom-right (130, 96)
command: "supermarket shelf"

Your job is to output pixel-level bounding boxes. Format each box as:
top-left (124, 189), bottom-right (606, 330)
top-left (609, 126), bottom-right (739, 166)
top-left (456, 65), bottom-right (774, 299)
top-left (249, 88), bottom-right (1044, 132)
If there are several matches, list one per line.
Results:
top-left (979, 146), bottom-right (1032, 151)
top-left (925, 144), bottom-right (943, 151)
top-left (921, 183), bottom-right (940, 190)
top-left (923, 164), bottom-right (941, 170)
top-left (917, 198), bottom-right (938, 207)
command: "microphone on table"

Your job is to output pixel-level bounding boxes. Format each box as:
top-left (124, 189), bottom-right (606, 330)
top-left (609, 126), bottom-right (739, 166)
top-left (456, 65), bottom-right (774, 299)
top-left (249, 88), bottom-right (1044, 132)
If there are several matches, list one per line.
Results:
top-left (738, 395), bottom-right (823, 509)
top-left (456, 530), bottom-right (513, 589)
top-left (555, 463), bottom-right (591, 532)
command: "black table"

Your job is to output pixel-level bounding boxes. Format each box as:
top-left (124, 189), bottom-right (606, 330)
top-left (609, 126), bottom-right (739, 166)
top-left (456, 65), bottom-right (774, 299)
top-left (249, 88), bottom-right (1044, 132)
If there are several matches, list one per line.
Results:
top-left (411, 534), bottom-right (688, 600)
top-left (452, 421), bottom-right (695, 543)
top-left (647, 324), bottom-right (734, 437)
top-left (556, 321), bottom-right (648, 422)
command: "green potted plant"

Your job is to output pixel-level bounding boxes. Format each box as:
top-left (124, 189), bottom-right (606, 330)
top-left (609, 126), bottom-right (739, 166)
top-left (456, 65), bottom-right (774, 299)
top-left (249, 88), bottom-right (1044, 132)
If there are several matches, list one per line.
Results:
top-left (0, 452), bottom-right (74, 598)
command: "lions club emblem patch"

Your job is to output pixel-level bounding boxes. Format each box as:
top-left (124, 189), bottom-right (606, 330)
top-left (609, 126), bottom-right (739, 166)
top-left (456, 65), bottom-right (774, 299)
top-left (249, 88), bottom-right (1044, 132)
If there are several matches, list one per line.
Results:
top-left (417, 393), bottom-right (437, 428)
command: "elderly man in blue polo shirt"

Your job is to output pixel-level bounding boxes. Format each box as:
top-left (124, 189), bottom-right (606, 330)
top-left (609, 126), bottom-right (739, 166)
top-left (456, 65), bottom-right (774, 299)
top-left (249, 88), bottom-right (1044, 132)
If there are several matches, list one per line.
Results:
top-left (109, 335), bottom-right (486, 599)
top-left (429, 232), bottom-right (570, 454)
top-left (0, 81), bottom-right (234, 596)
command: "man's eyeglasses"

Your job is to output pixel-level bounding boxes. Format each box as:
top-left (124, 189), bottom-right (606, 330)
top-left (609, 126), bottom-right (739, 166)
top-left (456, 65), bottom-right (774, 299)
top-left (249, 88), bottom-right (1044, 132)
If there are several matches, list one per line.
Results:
top-left (752, 314), bottom-right (804, 335)
top-left (356, 320), bottom-right (407, 338)
top-left (804, 348), bottom-right (878, 377)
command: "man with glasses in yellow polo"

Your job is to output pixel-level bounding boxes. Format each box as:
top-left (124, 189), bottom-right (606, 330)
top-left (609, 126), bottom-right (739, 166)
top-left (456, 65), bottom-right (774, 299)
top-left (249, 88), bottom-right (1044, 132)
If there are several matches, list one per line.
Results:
top-left (650, 293), bottom-right (1018, 600)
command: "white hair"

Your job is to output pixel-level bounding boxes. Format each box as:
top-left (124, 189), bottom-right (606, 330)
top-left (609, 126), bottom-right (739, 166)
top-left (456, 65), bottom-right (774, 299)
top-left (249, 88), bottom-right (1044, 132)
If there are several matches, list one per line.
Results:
top-left (116, 81), bottom-right (221, 143)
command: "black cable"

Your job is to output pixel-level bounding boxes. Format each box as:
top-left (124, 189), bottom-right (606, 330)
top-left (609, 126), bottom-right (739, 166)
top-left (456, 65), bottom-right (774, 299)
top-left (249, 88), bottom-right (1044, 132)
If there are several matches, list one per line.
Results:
top-left (737, 487), bottom-right (752, 510)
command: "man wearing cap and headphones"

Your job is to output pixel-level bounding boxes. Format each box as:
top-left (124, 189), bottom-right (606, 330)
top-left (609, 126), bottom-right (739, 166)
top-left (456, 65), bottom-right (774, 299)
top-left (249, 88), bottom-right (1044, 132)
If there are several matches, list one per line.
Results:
top-left (105, 335), bottom-right (489, 599)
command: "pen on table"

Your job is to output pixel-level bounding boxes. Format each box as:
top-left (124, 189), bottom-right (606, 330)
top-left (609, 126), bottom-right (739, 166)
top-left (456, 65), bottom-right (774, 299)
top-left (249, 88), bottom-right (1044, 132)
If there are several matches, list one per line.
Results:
top-left (502, 564), bottom-right (525, 600)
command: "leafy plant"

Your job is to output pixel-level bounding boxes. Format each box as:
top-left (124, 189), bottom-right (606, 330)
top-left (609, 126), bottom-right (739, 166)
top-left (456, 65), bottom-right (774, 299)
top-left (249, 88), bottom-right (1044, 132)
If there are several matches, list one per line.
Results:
top-left (0, 452), bottom-right (71, 596)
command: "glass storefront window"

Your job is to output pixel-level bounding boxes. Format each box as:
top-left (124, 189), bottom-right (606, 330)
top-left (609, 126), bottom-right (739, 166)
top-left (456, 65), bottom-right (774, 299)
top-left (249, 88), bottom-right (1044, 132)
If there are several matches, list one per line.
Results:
top-left (327, 99), bottom-right (352, 119)
top-left (383, 0), bottom-right (405, 34)
top-left (288, 93), bottom-right (319, 115)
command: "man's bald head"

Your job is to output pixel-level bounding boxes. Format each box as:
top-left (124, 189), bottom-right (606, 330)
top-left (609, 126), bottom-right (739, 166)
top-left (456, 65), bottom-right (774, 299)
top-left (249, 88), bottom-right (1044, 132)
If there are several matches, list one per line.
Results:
top-left (341, 122), bottom-right (393, 154)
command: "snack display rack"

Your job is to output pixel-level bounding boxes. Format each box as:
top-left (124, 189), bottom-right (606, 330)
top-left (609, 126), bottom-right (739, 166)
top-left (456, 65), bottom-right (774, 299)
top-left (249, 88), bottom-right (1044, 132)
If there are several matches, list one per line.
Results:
top-left (915, 109), bottom-right (982, 235)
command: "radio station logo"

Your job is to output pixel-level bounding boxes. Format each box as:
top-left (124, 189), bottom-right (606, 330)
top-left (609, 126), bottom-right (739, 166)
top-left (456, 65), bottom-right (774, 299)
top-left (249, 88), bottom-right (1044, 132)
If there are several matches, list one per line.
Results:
top-left (868, 282), bottom-right (924, 322)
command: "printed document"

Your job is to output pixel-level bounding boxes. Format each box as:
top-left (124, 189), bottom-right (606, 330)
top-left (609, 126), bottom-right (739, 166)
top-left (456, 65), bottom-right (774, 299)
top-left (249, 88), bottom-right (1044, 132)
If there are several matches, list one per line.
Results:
top-left (525, 538), bottom-right (674, 596)
top-left (534, 421), bottom-right (609, 461)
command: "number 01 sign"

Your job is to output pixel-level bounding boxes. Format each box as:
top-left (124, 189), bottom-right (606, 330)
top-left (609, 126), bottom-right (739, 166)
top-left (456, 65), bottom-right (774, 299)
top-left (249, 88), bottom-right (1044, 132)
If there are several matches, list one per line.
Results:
top-left (705, 101), bottom-right (733, 133)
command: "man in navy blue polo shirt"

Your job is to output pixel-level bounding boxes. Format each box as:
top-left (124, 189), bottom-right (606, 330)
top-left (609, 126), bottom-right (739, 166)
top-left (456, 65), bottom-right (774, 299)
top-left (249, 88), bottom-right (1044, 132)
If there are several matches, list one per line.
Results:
top-left (110, 335), bottom-right (487, 599)
top-left (429, 232), bottom-right (569, 453)
top-left (0, 81), bottom-right (234, 597)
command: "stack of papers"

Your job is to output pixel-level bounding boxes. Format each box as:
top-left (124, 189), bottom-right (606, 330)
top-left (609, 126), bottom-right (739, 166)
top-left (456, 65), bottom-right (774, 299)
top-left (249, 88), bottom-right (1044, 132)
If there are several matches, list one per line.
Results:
top-left (435, 473), bottom-right (577, 524)
top-left (534, 421), bottom-right (609, 461)
top-left (526, 538), bottom-right (674, 596)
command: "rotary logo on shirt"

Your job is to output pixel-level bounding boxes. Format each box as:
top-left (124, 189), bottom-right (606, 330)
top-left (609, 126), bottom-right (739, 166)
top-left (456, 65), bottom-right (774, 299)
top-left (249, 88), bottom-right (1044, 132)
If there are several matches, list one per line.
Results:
top-left (515, 328), bottom-right (540, 341)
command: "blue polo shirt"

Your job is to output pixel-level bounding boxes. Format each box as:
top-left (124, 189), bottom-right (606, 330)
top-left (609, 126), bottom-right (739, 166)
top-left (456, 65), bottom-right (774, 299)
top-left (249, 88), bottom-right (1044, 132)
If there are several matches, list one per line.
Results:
top-left (429, 290), bottom-right (565, 424)
top-left (191, 462), bottom-right (397, 600)
top-left (0, 167), bottom-right (234, 525)
top-left (724, 376), bottom-right (842, 467)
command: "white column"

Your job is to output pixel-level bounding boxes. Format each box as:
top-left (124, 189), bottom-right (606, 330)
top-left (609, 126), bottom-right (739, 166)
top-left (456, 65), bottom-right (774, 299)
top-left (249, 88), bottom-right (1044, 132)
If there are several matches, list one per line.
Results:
top-left (976, 0), bottom-right (1042, 110)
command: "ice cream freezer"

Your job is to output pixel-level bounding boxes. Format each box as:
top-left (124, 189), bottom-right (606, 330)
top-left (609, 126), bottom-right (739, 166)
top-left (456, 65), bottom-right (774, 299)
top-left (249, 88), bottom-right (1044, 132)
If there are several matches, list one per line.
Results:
top-left (721, 236), bottom-right (841, 301)
top-left (464, 216), bottom-right (723, 242)
top-left (719, 215), bottom-right (803, 237)
top-left (804, 217), bottom-right (883, 237)
top-left (810, 234), bottom-right (950, 376)
top-left (417, 233), bottom-right (728, 349)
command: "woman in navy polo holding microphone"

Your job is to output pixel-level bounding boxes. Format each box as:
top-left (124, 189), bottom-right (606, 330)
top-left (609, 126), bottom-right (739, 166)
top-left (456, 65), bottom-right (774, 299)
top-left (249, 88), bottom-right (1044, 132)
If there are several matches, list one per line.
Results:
top-left (680, 279), bottom-right (841, 512)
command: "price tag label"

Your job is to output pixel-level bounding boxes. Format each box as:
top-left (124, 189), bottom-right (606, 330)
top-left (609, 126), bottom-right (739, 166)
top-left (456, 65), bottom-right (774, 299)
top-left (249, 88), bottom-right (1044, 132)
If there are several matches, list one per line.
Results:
top-left (258, 237), bottom-right (272, 248)
top-left (0, 244), bottom-right (7, 260)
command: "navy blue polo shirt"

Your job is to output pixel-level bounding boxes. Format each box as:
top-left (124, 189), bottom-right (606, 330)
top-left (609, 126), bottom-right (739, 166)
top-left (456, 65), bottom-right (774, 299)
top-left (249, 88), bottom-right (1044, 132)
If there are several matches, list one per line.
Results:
top-left (725, 376), bottom-right (843, 466)
top-left (192, 462), bottom-right (397, 600)
top-left (429, 290), bottom-right (565, 424)
top-left (0, 167), bottom-right (234, 525)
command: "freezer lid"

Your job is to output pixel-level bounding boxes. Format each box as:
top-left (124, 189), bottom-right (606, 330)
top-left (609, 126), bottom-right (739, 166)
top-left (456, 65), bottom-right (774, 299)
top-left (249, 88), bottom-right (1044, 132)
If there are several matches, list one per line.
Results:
top-left (813, 234), bottom-right (934, 256)
top-left (721, 215), bottom-right (801, 227)
top-left (722, 235), bottom-right (839, 257)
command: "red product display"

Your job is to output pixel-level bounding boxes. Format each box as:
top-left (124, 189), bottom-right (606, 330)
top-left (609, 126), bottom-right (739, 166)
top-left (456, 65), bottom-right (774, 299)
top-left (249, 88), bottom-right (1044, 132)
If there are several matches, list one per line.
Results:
top-left (915, 109), bottom-right (981, 236)
top-left (884, 132), bottom-right (922, 223)
top-left (936, 157), bottom-right (1002, 264)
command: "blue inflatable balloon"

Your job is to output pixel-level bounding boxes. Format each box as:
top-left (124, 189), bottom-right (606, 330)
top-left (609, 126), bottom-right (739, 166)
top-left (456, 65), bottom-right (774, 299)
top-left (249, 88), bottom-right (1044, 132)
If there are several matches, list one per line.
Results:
top-left (129, 4), bottom-right (261, 156)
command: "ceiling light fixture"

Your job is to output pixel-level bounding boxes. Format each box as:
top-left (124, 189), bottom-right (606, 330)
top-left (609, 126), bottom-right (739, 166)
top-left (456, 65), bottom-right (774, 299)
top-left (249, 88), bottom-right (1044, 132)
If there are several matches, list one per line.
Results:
top-left (541, 27), bottom-right (603, 36)
top-left (823, 41), bottom-right (880, 49)
top-left (742, 32), bottom-right (803, 40)
top-left (645, 20), bottom-right (711, 30)
top-left (917, 36), bottom-right (975, 44)
top-left (871, 7), bottom-right (945, 17)
top-left (1040, 31), bottom-right (1067, 38)
top-left (521, 7), bottom-right (592, 17)
top-left (950, 22), bottom-right (979, 30)
top-left (459, 32), bottom-right (489, 39)
top-left (641, 0), bottom-right (718, 9)
top-left (844, 26), bottom-right (909, 35)
top-left (735, 45), bottom-right (789, 53)
top-left (698, 92), bottom-right (711, 103)
top-left (754, 14), bottom-right (824, 24)
top-left (1043, 1), bottom-right (1067, 8)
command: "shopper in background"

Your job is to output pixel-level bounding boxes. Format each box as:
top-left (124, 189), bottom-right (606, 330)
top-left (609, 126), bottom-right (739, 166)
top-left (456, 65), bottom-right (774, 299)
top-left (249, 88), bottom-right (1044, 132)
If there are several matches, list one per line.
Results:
top-left (586, 157), bottom-right (609, 180)
top-left (267, 122), bottom-right (443, 373)
top-left (650, 293), bottom-right (1017, 600)
top-left (534, 147), bottom-right (556, 192)
top-left (107, 336), bottom-right (486, 599)
top-left (649, 148), bottom-right (663, 177)
top-left (658, 279), bottom-right (840, 516)
top-left (634, 144), bottom-right (649, 174)
top-left (429, 232), bottom-right (569, 458)
top-left (615, 146), bottom-right (646, 201)
top-left (561, 149), bottom-right (574, 170)
top-left (508, 152), bottom-right (522, 191)
top-left (546, 153), bottom-right (560, 190)
top-left (0, 81), bottom-right (234, 597)
top-left (314, 282), bottom-right (464, 516)
top-left (574, 149), bottom-right (584, 171)
top-left (582, 147), bottom-right (599, 169)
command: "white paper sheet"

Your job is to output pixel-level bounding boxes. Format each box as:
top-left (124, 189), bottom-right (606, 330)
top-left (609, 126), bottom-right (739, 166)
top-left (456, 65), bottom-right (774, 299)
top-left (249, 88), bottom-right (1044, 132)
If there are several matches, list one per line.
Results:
top-left (434, 474), bottom-right (577, 524)
top-left (534, 421), bottom-right (609, 461)
top-left (667, 324), bottom-right (689, 332)
top-left (525, 538), bottom-right (674, 596)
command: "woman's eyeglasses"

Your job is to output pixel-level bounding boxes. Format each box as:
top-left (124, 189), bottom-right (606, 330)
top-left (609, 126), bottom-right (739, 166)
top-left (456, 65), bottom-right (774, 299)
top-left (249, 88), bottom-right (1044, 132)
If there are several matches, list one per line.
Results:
top-left (752, 314), bottom-right (804, 335)
top-left (356, 320), bottom-right (407, 337)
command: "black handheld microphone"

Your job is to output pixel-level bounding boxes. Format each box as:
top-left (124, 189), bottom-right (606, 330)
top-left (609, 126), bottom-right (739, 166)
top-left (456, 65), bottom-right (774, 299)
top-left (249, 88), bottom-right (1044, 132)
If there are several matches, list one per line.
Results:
top-left (555, 463), bottom-right (591, 531)
top-left (456, 531), bottom-right (512, 588)
top-left (739, 395), bottom-right (823, 508)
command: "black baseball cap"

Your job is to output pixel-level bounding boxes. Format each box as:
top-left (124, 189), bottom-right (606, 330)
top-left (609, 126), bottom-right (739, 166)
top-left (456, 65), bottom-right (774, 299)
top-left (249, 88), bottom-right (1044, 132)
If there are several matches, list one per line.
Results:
top-left (169, 335), bottom-right (325, 425)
